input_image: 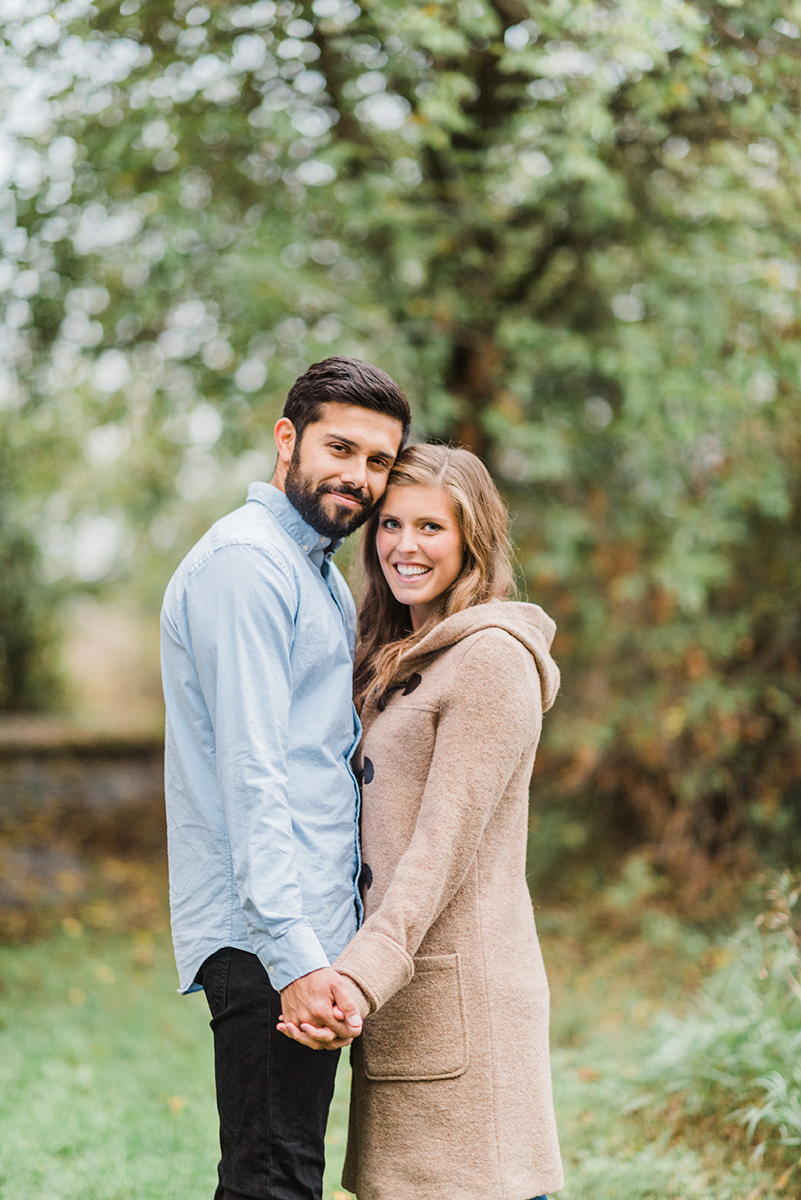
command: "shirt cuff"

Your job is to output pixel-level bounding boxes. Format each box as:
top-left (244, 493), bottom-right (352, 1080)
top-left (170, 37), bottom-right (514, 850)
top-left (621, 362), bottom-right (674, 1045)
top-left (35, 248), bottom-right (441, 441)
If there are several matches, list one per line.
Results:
top-left (251, 921), bottom-right (330, 992)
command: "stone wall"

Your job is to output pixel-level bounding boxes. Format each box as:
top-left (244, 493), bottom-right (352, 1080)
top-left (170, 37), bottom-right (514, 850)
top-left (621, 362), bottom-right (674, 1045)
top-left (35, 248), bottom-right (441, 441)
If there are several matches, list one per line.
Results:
top-left (0, 719), bottom-right (166, 940)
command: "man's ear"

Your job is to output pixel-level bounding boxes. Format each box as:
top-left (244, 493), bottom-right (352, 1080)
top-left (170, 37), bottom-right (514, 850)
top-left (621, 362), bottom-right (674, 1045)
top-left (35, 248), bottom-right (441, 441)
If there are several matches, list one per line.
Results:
top-left (273, 417), bottom-right (297, 466)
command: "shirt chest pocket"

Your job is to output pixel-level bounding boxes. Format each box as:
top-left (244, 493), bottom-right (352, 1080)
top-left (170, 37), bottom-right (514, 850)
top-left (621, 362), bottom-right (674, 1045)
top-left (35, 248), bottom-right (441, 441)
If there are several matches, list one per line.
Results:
top-left (293, 595), bottom-right (351, 676)
top-left (362, 954), bottom-right (469, 1082)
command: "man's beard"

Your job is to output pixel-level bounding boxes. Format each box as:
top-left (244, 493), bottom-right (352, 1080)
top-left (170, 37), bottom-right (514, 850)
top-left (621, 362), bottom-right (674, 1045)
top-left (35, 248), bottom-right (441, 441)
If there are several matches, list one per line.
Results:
top-left (284, 450), bottom-right (374, 540)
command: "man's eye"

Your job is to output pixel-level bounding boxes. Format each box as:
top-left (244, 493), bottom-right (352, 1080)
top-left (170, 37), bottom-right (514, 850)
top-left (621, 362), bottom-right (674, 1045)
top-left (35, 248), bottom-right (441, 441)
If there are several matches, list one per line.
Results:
top-left (369, 458), bottom-right (391, 471)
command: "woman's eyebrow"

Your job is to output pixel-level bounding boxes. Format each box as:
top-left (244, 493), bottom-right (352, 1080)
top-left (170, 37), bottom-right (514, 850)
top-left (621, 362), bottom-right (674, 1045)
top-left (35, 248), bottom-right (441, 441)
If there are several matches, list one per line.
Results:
top-left (382, 512), bottom-right (450, 523)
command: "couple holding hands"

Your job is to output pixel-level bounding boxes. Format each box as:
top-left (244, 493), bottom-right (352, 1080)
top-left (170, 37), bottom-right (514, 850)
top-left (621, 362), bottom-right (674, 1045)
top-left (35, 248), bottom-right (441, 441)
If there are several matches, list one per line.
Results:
top-left (161, 357), bottom-right (563, 1200)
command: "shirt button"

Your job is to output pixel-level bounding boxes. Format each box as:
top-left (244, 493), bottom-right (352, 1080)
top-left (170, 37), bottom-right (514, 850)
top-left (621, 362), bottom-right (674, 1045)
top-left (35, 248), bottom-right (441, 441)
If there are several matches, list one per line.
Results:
top-left (268, 965), bottom-right (276, 975)
top-left (302, 544), bottom-right (309, 552)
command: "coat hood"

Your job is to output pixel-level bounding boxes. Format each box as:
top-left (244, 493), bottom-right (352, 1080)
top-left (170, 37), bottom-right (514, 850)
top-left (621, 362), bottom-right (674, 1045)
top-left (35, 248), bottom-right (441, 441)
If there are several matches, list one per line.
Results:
top-left (397, 600), bottom-right (560, 712)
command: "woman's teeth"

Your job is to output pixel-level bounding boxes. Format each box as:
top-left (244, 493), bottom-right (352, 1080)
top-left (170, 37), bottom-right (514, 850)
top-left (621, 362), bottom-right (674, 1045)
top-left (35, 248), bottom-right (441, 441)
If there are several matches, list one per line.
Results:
top-left (395, 563), bottom-right (431, 577)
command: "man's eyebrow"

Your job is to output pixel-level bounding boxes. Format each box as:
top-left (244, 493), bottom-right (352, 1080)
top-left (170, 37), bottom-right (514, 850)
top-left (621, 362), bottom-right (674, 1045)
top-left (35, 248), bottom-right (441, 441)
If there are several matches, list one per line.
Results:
top-left (326, 433), bottom-right (396, 460)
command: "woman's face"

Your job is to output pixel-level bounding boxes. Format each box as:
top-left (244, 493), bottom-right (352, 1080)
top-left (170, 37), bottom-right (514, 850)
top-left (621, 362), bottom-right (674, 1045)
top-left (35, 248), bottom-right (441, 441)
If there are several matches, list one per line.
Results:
top-left (376, 484), bottom-right (464, 631)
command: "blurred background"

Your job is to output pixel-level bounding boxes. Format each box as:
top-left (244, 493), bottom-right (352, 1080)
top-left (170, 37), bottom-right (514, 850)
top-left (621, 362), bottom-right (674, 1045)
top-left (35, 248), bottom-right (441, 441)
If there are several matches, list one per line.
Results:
top-left (1, 1), bottom-right (800, 1198)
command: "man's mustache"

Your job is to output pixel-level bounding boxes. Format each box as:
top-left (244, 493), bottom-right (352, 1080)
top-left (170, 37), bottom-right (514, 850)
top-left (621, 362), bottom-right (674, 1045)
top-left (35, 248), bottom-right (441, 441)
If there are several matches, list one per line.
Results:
top-left (319, 483), bottom-right (369, 507)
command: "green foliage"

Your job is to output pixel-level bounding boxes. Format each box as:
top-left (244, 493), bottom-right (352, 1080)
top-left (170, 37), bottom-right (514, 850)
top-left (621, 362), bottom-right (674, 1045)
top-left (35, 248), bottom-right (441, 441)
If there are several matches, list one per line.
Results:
top-left (0, 442), bottom-right (64, 711)
top-left (638, 873), bottom-right (801, 1169)
top-left (1, 0), bottom-right (800, 875)
top-left (0, 520), bottom-right (62, 711)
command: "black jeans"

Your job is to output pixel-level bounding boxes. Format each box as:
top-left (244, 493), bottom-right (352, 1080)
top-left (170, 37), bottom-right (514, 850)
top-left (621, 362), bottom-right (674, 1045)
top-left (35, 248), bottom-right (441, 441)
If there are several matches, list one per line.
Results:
top-left (197, 947), bottom-right (340, 1200)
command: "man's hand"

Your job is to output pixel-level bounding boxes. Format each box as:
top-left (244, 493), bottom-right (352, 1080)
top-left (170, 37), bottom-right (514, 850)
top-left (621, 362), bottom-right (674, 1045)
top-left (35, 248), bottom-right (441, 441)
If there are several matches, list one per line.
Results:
top-left (278, 969), bottom-right (369, 1050)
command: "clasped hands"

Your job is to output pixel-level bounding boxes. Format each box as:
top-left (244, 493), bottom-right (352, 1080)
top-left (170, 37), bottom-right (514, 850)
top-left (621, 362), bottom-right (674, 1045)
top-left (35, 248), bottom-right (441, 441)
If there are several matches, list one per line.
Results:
top-left (278, 966), bottom-right (370, 1050)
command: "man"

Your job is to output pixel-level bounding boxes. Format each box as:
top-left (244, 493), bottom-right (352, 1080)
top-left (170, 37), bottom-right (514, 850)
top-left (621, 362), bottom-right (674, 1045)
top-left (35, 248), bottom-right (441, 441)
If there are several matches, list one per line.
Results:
top-left (161, 357), bottom-right (410, 1200)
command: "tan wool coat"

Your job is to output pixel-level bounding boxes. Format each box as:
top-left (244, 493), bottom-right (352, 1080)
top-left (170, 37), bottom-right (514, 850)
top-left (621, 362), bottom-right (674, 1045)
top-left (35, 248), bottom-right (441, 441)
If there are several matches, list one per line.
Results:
top-left (335, 600), bottom-right (564, 1200)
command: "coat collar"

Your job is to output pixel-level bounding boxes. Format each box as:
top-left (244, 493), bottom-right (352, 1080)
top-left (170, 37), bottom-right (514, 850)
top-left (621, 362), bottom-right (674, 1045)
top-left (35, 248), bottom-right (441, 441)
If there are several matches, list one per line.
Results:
top-left (395, 600), bottom-right (560, 713)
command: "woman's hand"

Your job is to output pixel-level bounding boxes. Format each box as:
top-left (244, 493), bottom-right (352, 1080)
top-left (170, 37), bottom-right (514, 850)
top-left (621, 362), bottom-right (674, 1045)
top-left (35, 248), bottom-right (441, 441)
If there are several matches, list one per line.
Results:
top-left (276, 1017), bottom-right (353, 1050)
top-left (278, 973), bottom-right (370, 1049)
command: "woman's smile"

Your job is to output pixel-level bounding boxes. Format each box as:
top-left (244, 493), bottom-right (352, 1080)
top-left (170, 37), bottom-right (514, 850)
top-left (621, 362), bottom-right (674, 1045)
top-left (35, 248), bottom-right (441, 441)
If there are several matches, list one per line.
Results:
top-left (392, 561), bottom-right (432, 579)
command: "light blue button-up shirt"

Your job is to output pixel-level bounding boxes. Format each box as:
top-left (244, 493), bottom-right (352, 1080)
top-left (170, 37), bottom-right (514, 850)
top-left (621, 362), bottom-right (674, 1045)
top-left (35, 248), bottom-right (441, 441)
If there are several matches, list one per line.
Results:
top-left (160, 482), bottom-right (362, 994)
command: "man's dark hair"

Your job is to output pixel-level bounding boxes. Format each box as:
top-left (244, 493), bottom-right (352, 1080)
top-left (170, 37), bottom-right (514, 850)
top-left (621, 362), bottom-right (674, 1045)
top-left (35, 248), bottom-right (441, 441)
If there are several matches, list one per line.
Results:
top-left (283, 357), bottom-right (411, 445)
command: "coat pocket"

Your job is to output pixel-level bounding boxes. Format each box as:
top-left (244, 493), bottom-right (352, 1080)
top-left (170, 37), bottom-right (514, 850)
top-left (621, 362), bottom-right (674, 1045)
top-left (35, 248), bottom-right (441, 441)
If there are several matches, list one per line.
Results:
top-left (362, 953), bottom-right (468, 1082)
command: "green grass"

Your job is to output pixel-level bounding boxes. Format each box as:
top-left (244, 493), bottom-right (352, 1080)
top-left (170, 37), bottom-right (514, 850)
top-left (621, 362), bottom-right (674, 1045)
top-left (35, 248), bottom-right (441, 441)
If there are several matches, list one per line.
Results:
top-left (0, 928), bottom-right (350, 1200)
top-left (1, 885), bottom-right (798, 1200)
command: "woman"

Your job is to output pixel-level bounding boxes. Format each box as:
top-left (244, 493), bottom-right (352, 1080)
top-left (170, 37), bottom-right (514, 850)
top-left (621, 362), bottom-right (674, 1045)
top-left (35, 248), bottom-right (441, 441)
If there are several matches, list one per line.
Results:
top-left (285, 444), bottom-right (563, 1200)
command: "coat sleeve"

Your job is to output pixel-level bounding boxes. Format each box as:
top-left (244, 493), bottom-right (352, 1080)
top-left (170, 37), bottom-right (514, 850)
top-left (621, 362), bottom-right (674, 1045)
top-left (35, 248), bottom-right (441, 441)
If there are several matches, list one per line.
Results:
top-left (334, 630), bottom-right (543, 1013)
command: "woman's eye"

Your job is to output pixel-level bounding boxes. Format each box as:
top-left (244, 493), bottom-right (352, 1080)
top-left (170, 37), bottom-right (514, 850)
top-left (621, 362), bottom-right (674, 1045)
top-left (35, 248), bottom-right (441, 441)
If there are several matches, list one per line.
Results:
top-left (382, 518), bottom-right (400, 530)
top-left (423, 523), bottom-right (442, 533)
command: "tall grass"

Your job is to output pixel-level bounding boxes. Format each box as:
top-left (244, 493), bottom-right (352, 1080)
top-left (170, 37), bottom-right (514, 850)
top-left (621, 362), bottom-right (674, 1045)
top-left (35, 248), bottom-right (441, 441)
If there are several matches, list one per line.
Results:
top-left (637, 873), bottom-right (801, 1179)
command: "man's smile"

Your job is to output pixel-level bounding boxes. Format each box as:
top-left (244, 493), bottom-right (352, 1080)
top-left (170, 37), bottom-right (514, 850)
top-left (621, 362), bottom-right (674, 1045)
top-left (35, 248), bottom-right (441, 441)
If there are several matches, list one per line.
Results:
top-left (327, 490), bottom-right (366, 509)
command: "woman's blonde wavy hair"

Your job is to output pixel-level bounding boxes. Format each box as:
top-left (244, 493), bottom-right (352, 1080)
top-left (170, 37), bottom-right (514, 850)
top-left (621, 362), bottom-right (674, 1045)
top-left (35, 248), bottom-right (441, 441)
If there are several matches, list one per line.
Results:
top-left (353, 443), bottom-right (516, 708)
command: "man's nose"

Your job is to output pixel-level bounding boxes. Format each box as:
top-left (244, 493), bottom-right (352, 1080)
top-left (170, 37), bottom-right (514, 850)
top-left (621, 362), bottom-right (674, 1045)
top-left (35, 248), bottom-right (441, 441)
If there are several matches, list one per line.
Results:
top-left (339, 457), bottom-right (368, 489)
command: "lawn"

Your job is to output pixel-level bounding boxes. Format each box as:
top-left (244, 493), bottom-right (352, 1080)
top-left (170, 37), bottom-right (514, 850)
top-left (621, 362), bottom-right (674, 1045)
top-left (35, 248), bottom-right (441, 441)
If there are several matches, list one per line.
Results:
top-left (0, 924), bottom-right (350, 1200)
top-left (0, 892), bottom-right (795, 1200)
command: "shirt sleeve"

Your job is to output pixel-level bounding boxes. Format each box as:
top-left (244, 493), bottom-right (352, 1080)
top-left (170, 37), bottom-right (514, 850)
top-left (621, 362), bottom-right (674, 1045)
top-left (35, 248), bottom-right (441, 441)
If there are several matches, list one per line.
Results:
top-left (185, 542), bottom-right (330, 990)
top-left (334, 631), bottom-right (543, 1011)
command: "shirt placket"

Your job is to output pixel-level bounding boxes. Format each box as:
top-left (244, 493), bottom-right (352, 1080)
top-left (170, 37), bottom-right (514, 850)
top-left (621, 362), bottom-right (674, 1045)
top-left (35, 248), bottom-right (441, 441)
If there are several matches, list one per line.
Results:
top-left (320, 552), bottom-right (365, 925)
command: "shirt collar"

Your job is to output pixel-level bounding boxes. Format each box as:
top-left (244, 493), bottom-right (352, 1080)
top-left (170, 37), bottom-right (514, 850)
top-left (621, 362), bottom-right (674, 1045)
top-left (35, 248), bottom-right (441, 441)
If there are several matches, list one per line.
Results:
top-left (246, 481), bottom-right (342, 562)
